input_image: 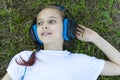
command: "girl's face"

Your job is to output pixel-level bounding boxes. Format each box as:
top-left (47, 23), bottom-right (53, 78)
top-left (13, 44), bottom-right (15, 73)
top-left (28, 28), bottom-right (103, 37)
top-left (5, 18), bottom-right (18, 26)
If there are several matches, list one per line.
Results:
top-left (37, 8), bottom-right (63, 44)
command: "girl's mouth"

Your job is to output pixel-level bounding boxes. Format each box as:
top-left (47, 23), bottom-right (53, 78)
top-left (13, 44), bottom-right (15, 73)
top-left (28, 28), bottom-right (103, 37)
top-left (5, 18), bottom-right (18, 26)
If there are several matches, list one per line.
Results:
top-left (41, 32), bottom-right (52, 36)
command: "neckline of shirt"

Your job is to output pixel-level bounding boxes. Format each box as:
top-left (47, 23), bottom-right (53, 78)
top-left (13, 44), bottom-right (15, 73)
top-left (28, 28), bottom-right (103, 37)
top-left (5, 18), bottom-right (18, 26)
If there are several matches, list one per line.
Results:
top-left (37, 50), bottom-right (71, 56)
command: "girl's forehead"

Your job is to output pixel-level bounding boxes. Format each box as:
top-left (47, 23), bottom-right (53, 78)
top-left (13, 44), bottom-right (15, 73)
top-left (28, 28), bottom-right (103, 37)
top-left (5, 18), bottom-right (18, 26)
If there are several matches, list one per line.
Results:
top-left (38, 8), bottom-right (61, 17)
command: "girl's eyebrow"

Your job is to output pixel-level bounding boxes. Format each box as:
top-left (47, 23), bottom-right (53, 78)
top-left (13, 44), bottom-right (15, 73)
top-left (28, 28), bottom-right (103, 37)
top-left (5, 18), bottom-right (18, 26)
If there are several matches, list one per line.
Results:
top-left (49, 16), bottom-right (57, 19)
top-left (37, 18), bottom-right (42, 21)
top-left (37, 16), bottom-right (57, 21)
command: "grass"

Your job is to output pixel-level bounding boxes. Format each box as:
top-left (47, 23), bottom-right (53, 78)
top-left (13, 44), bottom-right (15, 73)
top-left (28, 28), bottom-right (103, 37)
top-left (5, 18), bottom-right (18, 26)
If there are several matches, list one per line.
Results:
top-left (0, 0), bottom-right (120, 79)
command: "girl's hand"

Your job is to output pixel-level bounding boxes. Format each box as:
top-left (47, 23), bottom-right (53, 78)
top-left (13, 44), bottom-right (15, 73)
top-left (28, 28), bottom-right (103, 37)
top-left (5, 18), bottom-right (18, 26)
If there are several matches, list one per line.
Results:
top-left (76, 24), bottom-right (99, 42)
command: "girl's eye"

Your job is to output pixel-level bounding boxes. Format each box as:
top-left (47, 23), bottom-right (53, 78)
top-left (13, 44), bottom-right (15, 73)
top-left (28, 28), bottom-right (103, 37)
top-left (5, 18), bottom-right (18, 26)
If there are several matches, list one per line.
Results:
top-left (37, 21), bottom-right (43, 26)
top-left (48, 20), bottom-right (56, 24)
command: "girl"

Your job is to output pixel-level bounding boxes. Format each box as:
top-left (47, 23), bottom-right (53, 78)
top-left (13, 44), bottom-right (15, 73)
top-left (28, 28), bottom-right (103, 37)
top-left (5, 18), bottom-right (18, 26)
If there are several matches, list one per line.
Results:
top-left (2, 5), bottom-right (120, 80)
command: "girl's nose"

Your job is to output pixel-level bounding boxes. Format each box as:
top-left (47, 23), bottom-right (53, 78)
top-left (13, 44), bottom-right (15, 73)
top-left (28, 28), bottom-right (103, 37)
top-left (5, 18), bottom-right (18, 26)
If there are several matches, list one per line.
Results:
top-left (44, 26), bottom-right (48, 29)
top-left (42, 22), bottom-right (48, 30)
top-left (42, 26), bottom-right (48, 30)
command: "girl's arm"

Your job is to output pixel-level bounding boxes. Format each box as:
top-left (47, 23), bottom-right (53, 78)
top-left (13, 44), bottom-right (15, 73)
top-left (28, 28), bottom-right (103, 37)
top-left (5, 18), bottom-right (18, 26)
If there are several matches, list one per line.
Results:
top-left (76, 24), bottom-right (120, 76)
top-left (2, 73), bottom-right (12, 80)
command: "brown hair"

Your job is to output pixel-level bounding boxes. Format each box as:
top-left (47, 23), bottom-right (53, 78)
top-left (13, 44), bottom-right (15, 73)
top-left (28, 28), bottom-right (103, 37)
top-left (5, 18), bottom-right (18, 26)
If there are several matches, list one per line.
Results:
top-left (15, 50), bottom-right (36, 66)
top-left (16, 5), bottom-right (69, 66)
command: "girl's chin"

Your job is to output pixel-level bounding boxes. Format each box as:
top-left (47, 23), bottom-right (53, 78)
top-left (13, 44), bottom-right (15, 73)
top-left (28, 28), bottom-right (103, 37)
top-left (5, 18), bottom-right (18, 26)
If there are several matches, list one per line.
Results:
top-left (42, 40), bottom-right (53, 44)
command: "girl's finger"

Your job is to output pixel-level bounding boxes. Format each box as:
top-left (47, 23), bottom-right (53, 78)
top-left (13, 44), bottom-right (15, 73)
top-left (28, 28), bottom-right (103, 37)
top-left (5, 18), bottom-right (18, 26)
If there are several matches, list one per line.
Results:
top-left (76, 27), bottom-right (84, 37)
top-left (77, 26), bottom-right (84, 33)
top-left (76, 32), bottom-right (84, 41)
top-left (78, 24), bottom-right (87, 30)
top-left (76, 31), bottom-right (84, 37)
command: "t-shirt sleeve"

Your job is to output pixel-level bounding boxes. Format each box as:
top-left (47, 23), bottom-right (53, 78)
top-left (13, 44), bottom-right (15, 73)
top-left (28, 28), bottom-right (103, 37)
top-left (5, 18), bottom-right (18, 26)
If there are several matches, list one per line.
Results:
top-left (86, 56), bottom-right (105, 80)
top-left (77, 54), bottom-right (105, 80)
top-left (7, 51), bottom-right (32, 80)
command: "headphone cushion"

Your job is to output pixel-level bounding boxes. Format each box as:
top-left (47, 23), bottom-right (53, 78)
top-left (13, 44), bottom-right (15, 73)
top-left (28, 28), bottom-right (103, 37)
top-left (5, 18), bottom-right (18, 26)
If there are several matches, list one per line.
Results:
top-left (30, 24), bottom-right (43, 45)
top-left (63, 18), bottom-right (76, 41)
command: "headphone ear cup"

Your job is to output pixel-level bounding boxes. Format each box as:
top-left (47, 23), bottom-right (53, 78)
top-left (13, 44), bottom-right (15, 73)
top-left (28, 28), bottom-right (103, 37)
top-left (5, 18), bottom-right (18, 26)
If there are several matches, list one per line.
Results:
top-left (63, 18), bottom-right (76, 41)
top-left (30, 24), bottom-right (43, 45)
top-left (30, 25), bottom-right (37, 42)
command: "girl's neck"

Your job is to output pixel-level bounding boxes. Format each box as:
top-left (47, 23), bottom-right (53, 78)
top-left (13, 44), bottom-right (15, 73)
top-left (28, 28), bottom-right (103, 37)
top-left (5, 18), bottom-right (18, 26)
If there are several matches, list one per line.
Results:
top-left (43, 41), bottom-right (63, 51)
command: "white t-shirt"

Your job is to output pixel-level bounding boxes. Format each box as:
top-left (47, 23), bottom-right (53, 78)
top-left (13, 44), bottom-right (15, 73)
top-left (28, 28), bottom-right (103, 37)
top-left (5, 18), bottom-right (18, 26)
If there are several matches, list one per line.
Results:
top-left (7, 50), bottom-right (105, 80)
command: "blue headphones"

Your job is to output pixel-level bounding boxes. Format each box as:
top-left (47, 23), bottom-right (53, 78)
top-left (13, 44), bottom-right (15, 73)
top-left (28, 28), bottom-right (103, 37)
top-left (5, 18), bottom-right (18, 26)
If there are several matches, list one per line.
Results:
top-left (30, 5), bottom-right (76, 45)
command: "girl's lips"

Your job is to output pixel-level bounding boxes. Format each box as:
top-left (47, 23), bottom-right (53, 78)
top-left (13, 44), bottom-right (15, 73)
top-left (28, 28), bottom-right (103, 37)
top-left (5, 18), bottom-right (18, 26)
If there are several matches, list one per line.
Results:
top-left (41, 32), bottom-right (52, 36)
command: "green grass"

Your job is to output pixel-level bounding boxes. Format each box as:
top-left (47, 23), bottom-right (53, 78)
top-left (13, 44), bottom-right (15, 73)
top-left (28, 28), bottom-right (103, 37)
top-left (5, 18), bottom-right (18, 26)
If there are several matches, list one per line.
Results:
top-left (0, 0), bottom-right (120, 79)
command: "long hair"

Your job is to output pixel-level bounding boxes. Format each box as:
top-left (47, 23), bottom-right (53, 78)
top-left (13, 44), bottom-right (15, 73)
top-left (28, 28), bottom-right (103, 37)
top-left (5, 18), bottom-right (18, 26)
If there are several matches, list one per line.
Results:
top-left (16, 50), bottom-right (36, 66)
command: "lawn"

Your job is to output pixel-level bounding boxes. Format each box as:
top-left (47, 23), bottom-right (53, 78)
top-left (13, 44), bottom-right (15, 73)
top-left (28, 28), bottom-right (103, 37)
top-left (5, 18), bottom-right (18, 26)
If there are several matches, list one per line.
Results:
top-left (0, 0), bottom-right (120, 79)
